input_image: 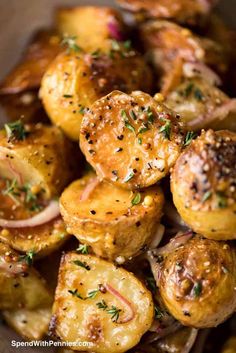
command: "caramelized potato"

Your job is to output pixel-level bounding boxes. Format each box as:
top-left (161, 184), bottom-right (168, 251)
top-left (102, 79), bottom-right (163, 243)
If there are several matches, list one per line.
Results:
top-left (51, 253), bottom-right (154, 353)
top-left (0, 242), bottom-right (52, 310)
top-left (2, 306), bottom-right (51, 340)
top-left (56, 6), bottom-right (125, 53)
top-left (171, 130), bottom-right (236, 240)
top-left (159, 236), bottom-right (236, 328)
top-left (0, 123), bottom-right (78, 198)
top-left (0, 31), bottom-right (61, 94)
top-left (40, 49), bottom-right (152, 141)
top-left (60, 173), bottom-right (164, 261)
top-left (80, 91), bottom-right (185, 189)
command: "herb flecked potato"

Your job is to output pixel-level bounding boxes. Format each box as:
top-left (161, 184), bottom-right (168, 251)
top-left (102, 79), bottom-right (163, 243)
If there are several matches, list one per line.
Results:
top-left (159, 236), bottom-right (236, 328)
top-left (80, 90), bottom-right (186, 190)
top-left (50, 253), bottom-right (154, 353)
top-left (60, 173), bottom-right (164, 261)
top-left (171, 129), bottom-right (236, 240)
top-left (40, 48), bottom-right (152, 141)
top-left (0, 241), bottom-right (52, 310)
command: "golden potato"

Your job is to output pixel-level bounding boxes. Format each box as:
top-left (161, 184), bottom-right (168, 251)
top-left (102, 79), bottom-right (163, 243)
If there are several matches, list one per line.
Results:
top-left (0, 241), bottom-right (52, 310)
top-left (60, 173), bottom-right (164, 261)
top-left (165, 77), bottom-right (236, 131)
top-left (0, 122), bottom-right (78, 198)
top-left (40, 49), bottom-right (152, 141)
top-left (159, 236), bottom-right (236, 328)
top-left (0, 30), bottom-right (61, 94)
top-left (51, 253), bottom-right (154, 353)
top-left (80, 90), bottom-right (185, 190)
top-left (2, 306), bottom-right (51, 340)
top-left (56, 6), bottom-right (125, 53)
top-left (221, 336), bottom-right (236, 353)
top-left (116, 0), bottom-right (217, 24)
top-left (171, 130), bottom-right (236, 240)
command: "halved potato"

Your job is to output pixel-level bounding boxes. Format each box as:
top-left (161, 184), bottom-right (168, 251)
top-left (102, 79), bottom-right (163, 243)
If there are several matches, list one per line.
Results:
top-left (80, 90), bottom-right (185, 189)
top-left (51, 253), bottom-right (154, 353)
top-left (0, 241), bottom-right (52, 310)
top-left (2, 306), bottom-right (51, 340)
top-left (60, 173), bottom-right (164, 261)
top-left (56, 6), bottom-right (125, 53)
top-left (0, 123), bottom-right (79, 198)
top-left (40, 50), bottom-right (152, 141)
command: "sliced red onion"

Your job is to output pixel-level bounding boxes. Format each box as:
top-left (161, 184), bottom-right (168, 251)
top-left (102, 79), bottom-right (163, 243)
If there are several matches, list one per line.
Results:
top-left (183, 62), bottom-right (221, 86)
top-left (105, 283), bottom-right (135, 324)
top-left (0, 200), bottom-right (60, 228)
top-left (108, 21), bottom-right (123, 41)
top-left (182, 328), bottom-right (198, 353)
top-left (149, 224), bottom-right (165, 249)
top-left (80, 177), bottom-right (99, 201)
top-left (0, 153), bottom-right (23, 185)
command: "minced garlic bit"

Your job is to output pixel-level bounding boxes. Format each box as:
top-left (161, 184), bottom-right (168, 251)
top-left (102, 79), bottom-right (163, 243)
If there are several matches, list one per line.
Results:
top-left (154, 93), bottom-right (164, 103)
top-left (115, 256), bottom-right (126, 265)
top-left (1, 229), bottom-right (10, 237)
top-left (143, 195), bottom-right (154, 207)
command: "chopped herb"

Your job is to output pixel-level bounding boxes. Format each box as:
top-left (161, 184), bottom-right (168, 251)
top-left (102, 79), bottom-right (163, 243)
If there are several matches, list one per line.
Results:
top-left (19, 250), bottom-right (35, 266)
top-left (121, 109), bottom-right (128, 120)
top-left (193, 282), bottom-right (202, 297)
top-left (146, 106), bottom-right (154, 124)
top-left (73, 260), bottom-right (90, 271)
top-left (61, 35), bottom-right (82, 53)
top-left (124, 171), bottom-right (134, 183)
top-left (123, 40), bottom-right (132, 50)
top-left (76, 244), bottom-right (89, 254)
top-left (138, 137), bottom-right (142, 145)
top-left (146, 277), bottom-right (157, 293)
top-left (68, 289), bottom-right (84, 299)
top-left (131, 193), bottom-right (141, 206)
top-left (130, 110), bottom-right (137, 120)
top-left (91, 49), bottom-right (101, 58)
top-left (96, 300), bottom-right (108, 310)
top-left (184, 131), bottom-right (197, 146)
top-left (2, 179), bottom-right (20, 204)
top-left (63, 94), bottom-right (73, 98)
top-left (4, 120), bottom-right (27, 142)
top-left (183, 83), bottom-right (194, 97)
top-left (125, 122), bottom-right (135, 133)
top-left (217, 192), bottom-right (227, 208)
top-left (202, 190), bottom-right (212, 202)
top-left (194, 88), bottom-right (204, 101)
top-left (87, 289), bottom-right (99, 299)
top-left (138, 126), bottom-right (149, 134)
top-left (78, 106), bottom-right (86, 115)
top-left (107, 306), bottom-right (122, 323)
top-left (159, 118), bottom-right (171, 140)
top-left (154, 305), bottom-right (164, 319)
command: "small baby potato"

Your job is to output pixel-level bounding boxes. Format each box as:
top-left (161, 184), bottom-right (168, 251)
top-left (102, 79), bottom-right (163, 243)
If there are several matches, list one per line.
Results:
top-left (0, 31), bottom-right (61, 94)
top-left (159, 236), bottom-right (236, 328)
top-left (166, 77), bottom-right (236, 131)
top-left (51, 253), bottom-right (154, 353)
top-left (40, 49), bottom-right (152, 141)
top-left (2, 306), bottom-right (51, 340)
top-left (0, 123), bottom-right (78, 198)
top-left (56, 6), bottom-right (125, 53)
top-left (116, 0), bottom-right (217, 24)
top-left (171, 130), bottom-right (236, 240)
top-left (80, 90), bottom-right (185, 190)
top-left (0, 242), bottom-right (52, 310)
top-left (60, 173), bottom-right (164, 261)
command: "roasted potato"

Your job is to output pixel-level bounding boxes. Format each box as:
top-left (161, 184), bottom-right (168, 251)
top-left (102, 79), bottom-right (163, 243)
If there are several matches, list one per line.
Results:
top-left (0, 241), bottom-right (52, 310)
top-left (56, 6), bottom-right (125, 53)
top-left (116, 0), bottom-right (218, 24)
top-left (2, 306), bottom-right (51, 340)
top-left (80, 90), bottom-right (185, 190)
top-left (0, 30), bottom-right (61, 94)
top-left (159, 236), bottom-right (236, 328)
top-left (60, 173), bottom-right (164, 261)
top-left (221, 336), bottom-right (236, 353)
top-left (165, 77), bottom-right (236, 131)
top-left (40, 48), bottom-right (152, 141)
top-left (0, 123), bottom-right (78, 198)
top-left (51, 253), bottom-right (154, 353)
top-left (171, 130), bottom-right (236, 240)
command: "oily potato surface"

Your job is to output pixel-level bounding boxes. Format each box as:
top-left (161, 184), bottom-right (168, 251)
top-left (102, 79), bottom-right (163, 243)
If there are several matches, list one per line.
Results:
top-left (159, 236), bottom-right (236, 328)
top-left (171, 129), bottom-right (236, 240)
top-left (60, 173), bottom-right (164, 261)
top-left (51, 253), bottom-right (154, 353)
top-left (80, 90), bottom-right (185, 189)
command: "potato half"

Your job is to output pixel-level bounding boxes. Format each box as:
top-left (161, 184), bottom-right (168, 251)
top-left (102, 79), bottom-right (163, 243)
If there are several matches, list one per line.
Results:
top-left (51, 253), bottom-right (154, 353)
top-left (171, 129), bottom-right (236, 240)
top-left (159, 236), bottom-right (236, 328)
top-left (40, 50), bottom-right (152, 141)
top-left (60, 173), bottom-right (164, 261)
top-left (80, 90), bottom-right (185, 189)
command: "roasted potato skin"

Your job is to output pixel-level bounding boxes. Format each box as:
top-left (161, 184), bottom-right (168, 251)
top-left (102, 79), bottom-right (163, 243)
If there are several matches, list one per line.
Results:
top-left (40, 51), bottom-right (152, 141)
top-left (51, 253), bottom-right (154, 353)
top-left (0, 124), bottom-right (79, 198)
top-left (80, 90), bottom-right (185, 189)
top-left (0, 31), bottom-right (61, 94)
top-left (171, 130), bottom-right (236, 240)
top-left (60, 173), bottom-right (164, 261)
top-left (159, 236), bottom-right (236, 328)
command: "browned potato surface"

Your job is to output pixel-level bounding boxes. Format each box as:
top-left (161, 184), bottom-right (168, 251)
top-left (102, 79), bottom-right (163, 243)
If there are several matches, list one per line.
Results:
top-left (171, 130), bottom-right (236, 240)
top-left (221, 336), bottom-right (236, 353)
top-left (51, 253), bottom-right (154, 353)
top-left (40, 48), bottom-right (152, 141)
top-left (60, 173), bottom-right (164, 261)
top-left (0, 31), bottom-right (61, 94)
top-left (80, 90), bottom-right (185, 189)
top-left (159, 236), bottom-right (236, 328)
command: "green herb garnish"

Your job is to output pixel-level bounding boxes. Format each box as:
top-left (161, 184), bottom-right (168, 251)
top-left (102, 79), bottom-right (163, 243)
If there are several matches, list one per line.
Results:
top-left (73, 260), bottom-right (91, 271)
top-left (124, 171), bottom-right (134, 183)
top-left (91, 49), bottom-right (101, 58)
top-left (107, 306), bottom-right (122, 323)
top-left (68, 289), bottom-right (84, 299)
top-left (96, 300), bottom-right (108, 310)
top-left (19, 250), bottom-right (35, 266)
top-left (146, 106), bottom-right (154, 124)
top-left (154, 305), bottom-right (164, 319)
top-left (193, 282), bottom-right (202, 297)
top-left (131, 193), bottom-right (141, 206)
top-left (87, 289), bottom-right (100, 299)
top-left (159, 118), bottom-right (171, 140)
top-left (130, 110), bottom-right (137, 120)
top-left (63, 94), bottom-right (73, 98)
top-left (202, 190), bottom-right (212, 202)
top-left (61, 35), bottom-right (82, 53)
top-left (146, 277), bottom-right (157, 293)
top-left (76, 244), bottom-right (89, 254)
top-left (138, 137), bottom-right (142, 145)
top-left (217, 192), bottom-right (227, 208)
top-left (4, 120), bottom-right (27, 142)
top-left (194, 88), bottom-right (204, 101)
top-left (184, 131), bottom-right (196, 146)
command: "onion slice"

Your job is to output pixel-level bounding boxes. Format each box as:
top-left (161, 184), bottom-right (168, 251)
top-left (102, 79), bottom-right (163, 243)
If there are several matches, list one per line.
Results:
top-left (182, 328), bottom-right (198, 353)
top-left (0, 200), bottom-right (60, 228)
top-left (183, 62), bottom-right (221, 86)
top-left (105, 283), bottom-right (135, 324)
top-left (80, 177), bottom-right (99, 201)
